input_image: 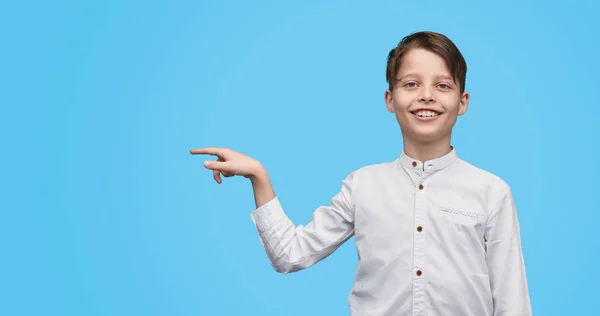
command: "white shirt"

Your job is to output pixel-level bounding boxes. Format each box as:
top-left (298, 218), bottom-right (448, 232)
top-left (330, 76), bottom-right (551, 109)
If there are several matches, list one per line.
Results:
top-left (250, 148), bottom-right (532, 316)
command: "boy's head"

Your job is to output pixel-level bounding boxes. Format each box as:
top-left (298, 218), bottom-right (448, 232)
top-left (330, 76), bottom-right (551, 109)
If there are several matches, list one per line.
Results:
top-left (384, 31), bottom-right (469, 146)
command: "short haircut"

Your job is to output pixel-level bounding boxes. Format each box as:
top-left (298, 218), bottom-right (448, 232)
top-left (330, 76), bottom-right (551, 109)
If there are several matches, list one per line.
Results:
top-left (386, 31), bottom-right (467, 93)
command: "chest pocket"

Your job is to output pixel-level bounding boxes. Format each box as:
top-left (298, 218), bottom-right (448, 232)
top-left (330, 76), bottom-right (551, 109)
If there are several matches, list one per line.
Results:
top-left (437, 205), bottom-right (489, 255)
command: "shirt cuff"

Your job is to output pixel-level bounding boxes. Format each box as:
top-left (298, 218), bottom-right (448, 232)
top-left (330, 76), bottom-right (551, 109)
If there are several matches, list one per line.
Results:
top-left (250, 196), bottom-right (286, 233)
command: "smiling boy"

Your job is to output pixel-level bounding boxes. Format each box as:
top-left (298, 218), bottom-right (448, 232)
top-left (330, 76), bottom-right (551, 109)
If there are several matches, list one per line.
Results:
top-left (192, 31), bottom-right (532, 316)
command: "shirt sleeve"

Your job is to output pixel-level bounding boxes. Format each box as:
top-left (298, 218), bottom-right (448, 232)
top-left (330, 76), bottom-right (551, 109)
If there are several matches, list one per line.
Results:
top-left (250, 171), bottom-right (356, 274)
top-left (485, 179), bottom-right (533, 316)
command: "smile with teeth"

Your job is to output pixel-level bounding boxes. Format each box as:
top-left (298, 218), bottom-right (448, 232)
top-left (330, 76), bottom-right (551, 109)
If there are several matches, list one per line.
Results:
top-left (412, 110), bottom-right (441, 117)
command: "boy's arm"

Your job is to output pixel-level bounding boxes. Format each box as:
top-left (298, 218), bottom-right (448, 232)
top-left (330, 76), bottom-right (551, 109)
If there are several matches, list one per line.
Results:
top-left (249, 168), bottom-right (356, 274)
top-left (485, 180), bottom-right (533, 316)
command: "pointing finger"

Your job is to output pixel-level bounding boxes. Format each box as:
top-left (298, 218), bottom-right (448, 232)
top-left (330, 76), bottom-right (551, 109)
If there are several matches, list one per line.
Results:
top-left (190, 147), bottom-right (226, 157)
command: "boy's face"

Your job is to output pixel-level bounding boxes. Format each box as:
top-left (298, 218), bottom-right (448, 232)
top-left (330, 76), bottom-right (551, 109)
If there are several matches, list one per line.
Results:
top-left (385, 48), bottom-right (469, 145)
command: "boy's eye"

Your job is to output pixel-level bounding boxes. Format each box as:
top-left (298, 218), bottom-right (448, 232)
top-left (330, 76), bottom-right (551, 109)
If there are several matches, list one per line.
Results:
top-left (438, 84), bottom-right (450, 89)
top-left (406, 82), bottom-right (417, 88)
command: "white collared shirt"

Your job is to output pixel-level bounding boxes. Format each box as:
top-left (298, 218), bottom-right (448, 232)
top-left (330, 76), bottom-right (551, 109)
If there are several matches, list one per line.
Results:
top-left (250, 148), bottom-right (532, 316)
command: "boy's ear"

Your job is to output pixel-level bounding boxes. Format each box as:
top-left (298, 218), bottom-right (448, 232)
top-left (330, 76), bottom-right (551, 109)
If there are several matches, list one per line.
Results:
top-left (384, 89), bottom-right (395, 113)
top-left (458, 91), bottom-right (469, 116)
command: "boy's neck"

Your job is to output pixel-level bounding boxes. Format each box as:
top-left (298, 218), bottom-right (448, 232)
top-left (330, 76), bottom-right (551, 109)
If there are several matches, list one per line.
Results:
top-left (402, 137), bottom-right (453, 163)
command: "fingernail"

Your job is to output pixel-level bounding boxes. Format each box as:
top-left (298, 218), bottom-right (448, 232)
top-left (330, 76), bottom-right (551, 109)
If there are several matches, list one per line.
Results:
top-left (204, 161), bottom-right (210, 167)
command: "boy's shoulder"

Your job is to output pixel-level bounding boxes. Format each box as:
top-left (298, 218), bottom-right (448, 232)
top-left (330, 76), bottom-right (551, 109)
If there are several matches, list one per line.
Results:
top-left (453, 157), bottom-right (514, 199)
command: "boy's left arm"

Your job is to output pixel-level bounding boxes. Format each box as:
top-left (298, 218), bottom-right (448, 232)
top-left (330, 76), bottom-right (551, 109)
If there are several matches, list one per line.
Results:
top-left (485, 180), bottom-right (533, 316)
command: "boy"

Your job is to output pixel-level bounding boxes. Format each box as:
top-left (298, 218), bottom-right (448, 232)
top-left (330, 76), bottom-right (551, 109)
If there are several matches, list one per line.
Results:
top-left (191, 31), bottom-right (532, 316)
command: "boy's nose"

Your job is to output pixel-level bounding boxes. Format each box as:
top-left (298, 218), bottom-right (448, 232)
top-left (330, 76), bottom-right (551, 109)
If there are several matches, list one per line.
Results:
top-left (418, 94), bottom-right (435, 103)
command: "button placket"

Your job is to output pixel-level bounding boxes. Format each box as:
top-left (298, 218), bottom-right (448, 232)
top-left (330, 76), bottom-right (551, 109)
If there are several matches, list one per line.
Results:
top-left (412, 175), bottom-right (426, 314)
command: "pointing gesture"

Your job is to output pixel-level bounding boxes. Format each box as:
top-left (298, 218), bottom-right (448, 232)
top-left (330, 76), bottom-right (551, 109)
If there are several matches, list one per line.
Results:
top-left (190, 147), bottom-right (264, 184)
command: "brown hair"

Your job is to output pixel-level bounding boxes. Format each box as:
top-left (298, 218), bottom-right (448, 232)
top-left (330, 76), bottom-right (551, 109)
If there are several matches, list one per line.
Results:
top-left (386, 31), bottom-right (467, 93)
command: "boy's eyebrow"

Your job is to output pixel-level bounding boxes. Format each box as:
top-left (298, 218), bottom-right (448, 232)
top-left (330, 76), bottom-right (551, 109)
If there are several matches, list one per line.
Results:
top-left (436, 75), bottom-right (454, 81)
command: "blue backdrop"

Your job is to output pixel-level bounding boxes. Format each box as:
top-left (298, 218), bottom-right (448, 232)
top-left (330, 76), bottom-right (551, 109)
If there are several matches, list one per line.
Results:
top-left (2, 0), bottom-right (598, 315)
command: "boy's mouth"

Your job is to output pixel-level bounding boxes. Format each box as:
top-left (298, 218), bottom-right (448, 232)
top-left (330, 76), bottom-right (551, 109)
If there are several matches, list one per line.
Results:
top-left (410, 109), bottom-right (442, 118)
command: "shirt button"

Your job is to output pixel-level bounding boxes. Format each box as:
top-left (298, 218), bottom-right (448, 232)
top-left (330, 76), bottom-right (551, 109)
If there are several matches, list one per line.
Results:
top-left (416, 270), bottom-right (422, 276)
top-left (418, 184), bottom-right (424, 190)
top-left (417, 226), bottom-right (423, 232)
top-left (412, 161), bottom-right (417, 167)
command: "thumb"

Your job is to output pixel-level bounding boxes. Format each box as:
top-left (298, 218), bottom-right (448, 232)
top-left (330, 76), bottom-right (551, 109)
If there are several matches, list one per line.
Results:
top-left (204, 160), bottom-right (232, 172)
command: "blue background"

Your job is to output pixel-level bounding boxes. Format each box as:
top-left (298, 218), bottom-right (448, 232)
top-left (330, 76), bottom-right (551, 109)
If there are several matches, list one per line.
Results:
top-left (2, 0), bottom-right (598, 315)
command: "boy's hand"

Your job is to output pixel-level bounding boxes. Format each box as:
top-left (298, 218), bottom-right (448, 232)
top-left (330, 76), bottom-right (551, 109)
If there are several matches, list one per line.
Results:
top-left (190, 147), bottom-right (265, 184)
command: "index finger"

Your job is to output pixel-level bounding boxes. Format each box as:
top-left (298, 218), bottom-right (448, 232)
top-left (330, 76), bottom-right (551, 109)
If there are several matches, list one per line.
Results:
top-left (189, 147), bottom-right (224, 157)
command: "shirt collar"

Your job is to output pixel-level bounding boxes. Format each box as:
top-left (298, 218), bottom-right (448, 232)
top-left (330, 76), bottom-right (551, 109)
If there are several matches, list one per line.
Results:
top-left (398, 146), bottom-right (458, 172)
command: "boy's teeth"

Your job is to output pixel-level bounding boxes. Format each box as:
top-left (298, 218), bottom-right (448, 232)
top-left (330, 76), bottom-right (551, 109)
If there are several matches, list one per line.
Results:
top-left (416, 110), bottom-right (438, 117)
